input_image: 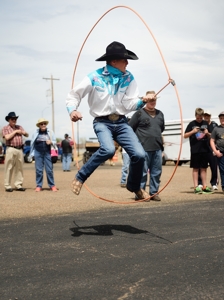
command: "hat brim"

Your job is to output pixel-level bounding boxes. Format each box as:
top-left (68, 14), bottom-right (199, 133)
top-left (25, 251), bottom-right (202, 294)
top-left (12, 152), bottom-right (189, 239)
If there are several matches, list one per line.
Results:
top-left (36, 121), bottom-right (49, 127)
top-left (5, 116), bottom-right (18, 121)
top-left (95, 49), bottom-right (138, 61)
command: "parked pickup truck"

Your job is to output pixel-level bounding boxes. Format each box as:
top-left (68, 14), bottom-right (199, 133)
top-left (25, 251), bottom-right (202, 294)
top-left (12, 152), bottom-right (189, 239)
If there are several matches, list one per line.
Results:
top-left (23, 140), bottom-right (33, 163)
top-left (0, 141), bottom-right (5, 164)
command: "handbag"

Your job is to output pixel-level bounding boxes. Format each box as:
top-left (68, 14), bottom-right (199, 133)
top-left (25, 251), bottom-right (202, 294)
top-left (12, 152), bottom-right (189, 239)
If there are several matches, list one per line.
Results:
top-left (48, 131), bottom-right (58, 164)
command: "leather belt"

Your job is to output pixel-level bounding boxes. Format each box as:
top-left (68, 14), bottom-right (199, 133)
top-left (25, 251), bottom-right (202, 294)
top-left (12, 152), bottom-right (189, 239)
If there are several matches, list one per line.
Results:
top-left (7, 145), bottom-right (23, 149)
top-left (96, 114), bottom-right (125, 121)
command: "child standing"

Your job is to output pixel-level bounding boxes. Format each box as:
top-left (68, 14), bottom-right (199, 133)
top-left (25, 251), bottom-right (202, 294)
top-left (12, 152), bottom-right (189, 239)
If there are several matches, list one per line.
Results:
top-left (184, 108), bottom-right (213, 194)
top-left (210, 111), bottom-right (224, 193)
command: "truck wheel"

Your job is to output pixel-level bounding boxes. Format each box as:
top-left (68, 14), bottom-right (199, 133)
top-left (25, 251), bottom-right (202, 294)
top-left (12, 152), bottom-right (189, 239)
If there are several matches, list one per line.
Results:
top-left (162, 156), bottom-right (166, 166)
top-left (174, 160), bottom-right (183, 166)
top-left (24, 153), bottom-right (33, 163)
top-left (83, 152), bottom-right (87, 164)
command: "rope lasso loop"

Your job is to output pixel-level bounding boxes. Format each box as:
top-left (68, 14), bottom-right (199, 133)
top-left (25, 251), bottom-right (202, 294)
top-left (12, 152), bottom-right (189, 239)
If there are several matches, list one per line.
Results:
top-left (71, 6), bottom-right (183, 204)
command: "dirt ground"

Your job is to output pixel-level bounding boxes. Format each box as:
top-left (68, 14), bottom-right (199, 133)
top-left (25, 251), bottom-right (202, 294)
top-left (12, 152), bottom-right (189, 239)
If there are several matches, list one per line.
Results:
top-left (0, 157), bottom-right (223, 220)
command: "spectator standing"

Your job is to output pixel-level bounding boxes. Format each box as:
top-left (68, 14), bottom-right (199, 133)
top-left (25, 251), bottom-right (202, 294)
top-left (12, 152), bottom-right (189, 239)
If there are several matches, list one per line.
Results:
top-left (66, 41), bottom-right (156, 200)
top-left (129, 91), bottom-right (164, 201)
top-left (184, 108), bottom-right (213, 194)
top-left (29, 118), bottom-right (58, 192)
top-left (120, 148), bottom-right (130, 187)
top-left (108, 141), bottom-right (119, 166)
top-left (2, 112), bottom-right (29, 192)
top-left (120, 117), bottom-right (131, 187)
top-left (210, 111), bottom-right (224, 193)
top-left (198, 110), bottom-right (218, 190)
top-left (61, 134), bottom-right (74, 171)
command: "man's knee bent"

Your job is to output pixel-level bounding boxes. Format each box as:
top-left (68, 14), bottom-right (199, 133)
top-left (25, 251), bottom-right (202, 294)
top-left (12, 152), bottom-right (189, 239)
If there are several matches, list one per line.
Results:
top-left (99, 146), bottom-right (115, 160)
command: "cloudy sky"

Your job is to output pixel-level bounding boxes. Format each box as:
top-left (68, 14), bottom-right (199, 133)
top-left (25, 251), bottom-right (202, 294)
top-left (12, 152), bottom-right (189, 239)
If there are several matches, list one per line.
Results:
top-left (0, 0), bottom-right (223, 142)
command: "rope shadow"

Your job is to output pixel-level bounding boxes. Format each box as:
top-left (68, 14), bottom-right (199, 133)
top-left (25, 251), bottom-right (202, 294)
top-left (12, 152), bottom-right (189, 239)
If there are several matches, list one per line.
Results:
top-left (70, 222), bottom-right (172, 244)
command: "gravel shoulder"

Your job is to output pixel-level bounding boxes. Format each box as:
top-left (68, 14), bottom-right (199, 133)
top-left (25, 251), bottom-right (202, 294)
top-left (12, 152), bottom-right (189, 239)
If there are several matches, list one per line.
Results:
top-left (0, 159), bottom-right (223, 220)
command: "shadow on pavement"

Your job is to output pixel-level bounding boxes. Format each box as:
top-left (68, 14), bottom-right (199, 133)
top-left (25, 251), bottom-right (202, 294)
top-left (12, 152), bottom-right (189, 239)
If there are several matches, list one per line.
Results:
top-left (70, 221), bottom-right (173, 244)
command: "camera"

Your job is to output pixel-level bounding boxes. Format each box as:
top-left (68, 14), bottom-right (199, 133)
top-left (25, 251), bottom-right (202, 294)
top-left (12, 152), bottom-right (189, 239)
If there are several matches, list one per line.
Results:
top-left (200, 128), bottom-right (205, 131)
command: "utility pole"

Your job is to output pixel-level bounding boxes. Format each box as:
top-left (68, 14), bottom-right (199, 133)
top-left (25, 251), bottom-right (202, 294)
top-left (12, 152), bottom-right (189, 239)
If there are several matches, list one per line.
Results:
top-left (42, 75), bottom-right (60, 132)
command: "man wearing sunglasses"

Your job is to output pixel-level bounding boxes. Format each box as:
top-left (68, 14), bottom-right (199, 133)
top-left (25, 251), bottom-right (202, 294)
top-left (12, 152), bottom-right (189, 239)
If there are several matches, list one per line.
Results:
top-left (2, 111), bottom-right (29, 192)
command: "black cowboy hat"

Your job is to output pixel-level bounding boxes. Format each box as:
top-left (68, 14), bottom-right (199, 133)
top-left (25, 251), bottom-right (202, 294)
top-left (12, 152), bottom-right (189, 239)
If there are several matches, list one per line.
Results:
top-left (5, 112), bottom-right (19, 121)
top-left (95, 41), bottom-right (138, 61)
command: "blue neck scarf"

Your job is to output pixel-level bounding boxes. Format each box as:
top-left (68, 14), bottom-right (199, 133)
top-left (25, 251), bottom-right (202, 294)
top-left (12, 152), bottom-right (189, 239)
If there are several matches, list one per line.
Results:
top-left (106, 65), bottom-right (124, 85)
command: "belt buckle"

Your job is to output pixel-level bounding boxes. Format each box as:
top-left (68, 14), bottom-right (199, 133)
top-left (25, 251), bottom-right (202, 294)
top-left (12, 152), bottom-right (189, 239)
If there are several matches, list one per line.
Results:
top-left (108, 114), bottom-right (119, 121)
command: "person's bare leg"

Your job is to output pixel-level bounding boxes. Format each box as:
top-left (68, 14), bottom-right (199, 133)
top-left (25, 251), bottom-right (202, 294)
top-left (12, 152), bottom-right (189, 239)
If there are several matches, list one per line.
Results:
top-left (200, 168), bottom-right (207, 188)
top-left (192, 168), bottom-right (199, 188)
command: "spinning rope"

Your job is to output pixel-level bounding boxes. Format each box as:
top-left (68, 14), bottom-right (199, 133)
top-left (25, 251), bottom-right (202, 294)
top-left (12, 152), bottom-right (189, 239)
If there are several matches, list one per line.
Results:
top-left (70, 5), bottom-right (183, 204)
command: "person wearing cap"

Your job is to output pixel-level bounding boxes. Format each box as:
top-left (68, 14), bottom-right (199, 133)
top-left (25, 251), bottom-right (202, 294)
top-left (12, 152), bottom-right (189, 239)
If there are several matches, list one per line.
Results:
top-left (29, 118), bottom-right (58, 192)
top-left (184, 108), bottom-right (213, 194)
top-left (129, 90), bottom-right (165, 201)
top-left (210, 111), bottom-right (224, 193)
top-left (66, 41), bottom-right (157, 200)
top-left (2, 112), bottom-right (29, 192)
top-left (198, 110), bottom-right (218, 190)
top-left (60, 133), bottom-right (74, 171)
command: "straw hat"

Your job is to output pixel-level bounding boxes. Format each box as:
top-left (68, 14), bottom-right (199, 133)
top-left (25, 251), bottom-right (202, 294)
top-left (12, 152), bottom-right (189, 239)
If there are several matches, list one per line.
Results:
top-left (36, 118), bottom-right (49, 127)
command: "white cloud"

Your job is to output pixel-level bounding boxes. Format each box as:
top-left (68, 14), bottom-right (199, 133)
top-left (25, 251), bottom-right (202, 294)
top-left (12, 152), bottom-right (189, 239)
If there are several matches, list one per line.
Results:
top-left (0, 0), bottom-right (224, 142)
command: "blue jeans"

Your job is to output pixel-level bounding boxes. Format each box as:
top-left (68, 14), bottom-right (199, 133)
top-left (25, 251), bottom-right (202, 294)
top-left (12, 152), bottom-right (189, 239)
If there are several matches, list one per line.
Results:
top-left (217, 156), bottom-right (224, 191)
top-left (62, 153), bottom-right (72, 171)
top-left (76, 117), bottom-right (145, 192)
top-left (140, 149), bottom-right (162, 195)
top-left (120, 152), bottom-right (130, 184)
top-left (35, 150), bottom-right (55, 188)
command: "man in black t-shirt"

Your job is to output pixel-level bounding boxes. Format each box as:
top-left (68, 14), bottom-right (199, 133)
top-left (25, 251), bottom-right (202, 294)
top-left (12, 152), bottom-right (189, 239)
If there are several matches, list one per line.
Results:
top-left (198, 110), bottom-right (218, 190)
top-left (61, 134), bottom-right (74, 172)
top-left (184, 108), bottom-right (213, 194)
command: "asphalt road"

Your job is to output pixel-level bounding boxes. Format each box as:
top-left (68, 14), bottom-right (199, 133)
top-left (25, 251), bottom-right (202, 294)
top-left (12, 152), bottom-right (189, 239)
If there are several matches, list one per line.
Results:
top-left (0, 161), bottom-right (224, 299)
top-left (1, 199), bottom-right (224, 300)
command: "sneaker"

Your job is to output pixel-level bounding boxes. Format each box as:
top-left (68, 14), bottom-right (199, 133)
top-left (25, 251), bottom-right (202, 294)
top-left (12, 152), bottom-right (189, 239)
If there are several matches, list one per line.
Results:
top-left (202, 186), bottom-right (214, 194)
top-left (35, 187), bottom-right (42, 192)
top-left (212, 185), bottom-right (218, 191)
top-left (51, 186), bottom-right (58, 192)
top-left (194, 186), bottom-right (202, 194)
top-left (120, 183), bottom-right (126, 188)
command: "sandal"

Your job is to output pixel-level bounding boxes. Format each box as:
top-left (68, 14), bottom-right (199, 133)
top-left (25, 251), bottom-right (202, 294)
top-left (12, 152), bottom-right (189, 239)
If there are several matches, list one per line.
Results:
top-left (71, 178), bottom-right (83, 195)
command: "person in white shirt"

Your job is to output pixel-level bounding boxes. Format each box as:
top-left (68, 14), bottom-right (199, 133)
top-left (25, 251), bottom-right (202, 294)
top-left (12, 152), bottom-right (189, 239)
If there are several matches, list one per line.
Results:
top-left (66, 41), bottom-right (155, 200)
